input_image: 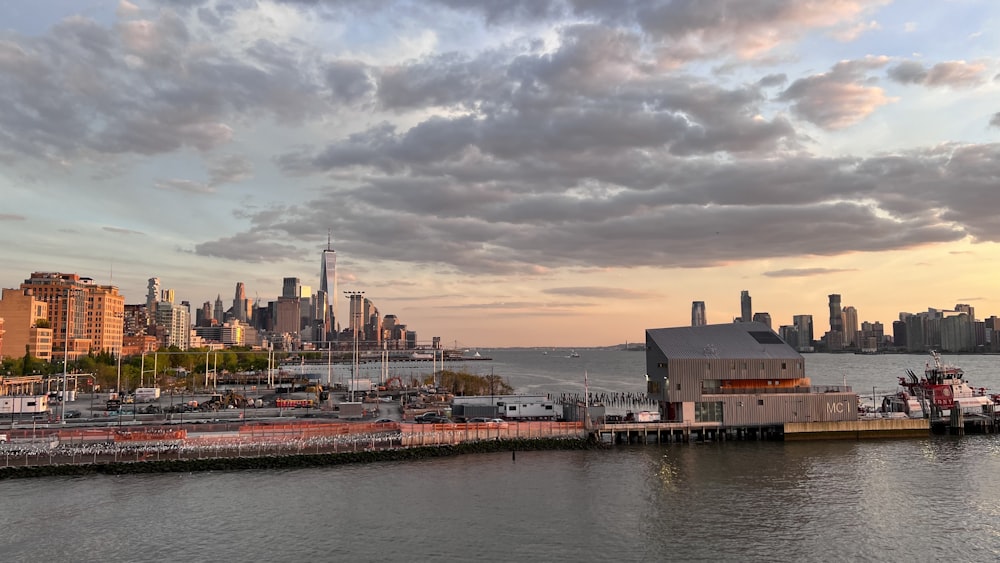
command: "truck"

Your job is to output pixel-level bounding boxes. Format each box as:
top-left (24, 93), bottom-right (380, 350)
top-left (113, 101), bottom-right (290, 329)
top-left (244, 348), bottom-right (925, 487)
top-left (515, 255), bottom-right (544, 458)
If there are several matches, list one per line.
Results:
top-left (134, 387), bottom-right (161, 403)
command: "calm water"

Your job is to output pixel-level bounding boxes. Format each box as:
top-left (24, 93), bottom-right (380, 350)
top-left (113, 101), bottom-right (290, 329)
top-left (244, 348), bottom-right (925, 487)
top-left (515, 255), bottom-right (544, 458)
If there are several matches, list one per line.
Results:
top-left (4, 352), bottom-right (1000, 562)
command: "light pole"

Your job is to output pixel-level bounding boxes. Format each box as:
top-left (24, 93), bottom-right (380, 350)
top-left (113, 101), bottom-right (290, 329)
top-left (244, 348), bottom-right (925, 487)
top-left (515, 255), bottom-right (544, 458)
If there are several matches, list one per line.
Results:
top-left (60, 287), bottom-right (74, 424)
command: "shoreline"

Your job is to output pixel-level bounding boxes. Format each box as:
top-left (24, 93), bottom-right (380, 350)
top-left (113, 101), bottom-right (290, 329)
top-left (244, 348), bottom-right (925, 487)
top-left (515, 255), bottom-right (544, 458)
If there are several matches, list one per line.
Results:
top-left (0, 437), bottom-right (595, 480)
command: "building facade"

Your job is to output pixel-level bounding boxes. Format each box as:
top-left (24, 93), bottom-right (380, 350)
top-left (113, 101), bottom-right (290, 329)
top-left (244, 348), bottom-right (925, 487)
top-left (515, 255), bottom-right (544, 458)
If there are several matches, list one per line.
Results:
top-left (645, 322), bottom-right (856, 426)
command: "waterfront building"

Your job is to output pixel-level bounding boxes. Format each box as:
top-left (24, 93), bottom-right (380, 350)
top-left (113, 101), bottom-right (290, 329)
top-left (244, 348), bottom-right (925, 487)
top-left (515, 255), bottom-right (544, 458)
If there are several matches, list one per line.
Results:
top-left (904, 314), bottom-right (926, 352)
top-left (691, 301), bottom-right (706, 327)
top-left (940, 312), bottom-right (973, 352)
top-left (740, 290), bottom-right (751, 323)
top-left (645, 322), bottom-right (856, 426)
top-left (828, 294), bottom-right (843, 334)
top-left (892, 318), bottom-right (907, 351)
top-left (0, 288), bottom-right (53, 362)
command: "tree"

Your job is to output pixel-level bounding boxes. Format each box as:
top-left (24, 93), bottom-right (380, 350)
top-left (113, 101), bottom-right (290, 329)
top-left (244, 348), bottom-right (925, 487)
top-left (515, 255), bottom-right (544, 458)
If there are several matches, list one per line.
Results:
top-left (21, 345), bottom-right (33, 375)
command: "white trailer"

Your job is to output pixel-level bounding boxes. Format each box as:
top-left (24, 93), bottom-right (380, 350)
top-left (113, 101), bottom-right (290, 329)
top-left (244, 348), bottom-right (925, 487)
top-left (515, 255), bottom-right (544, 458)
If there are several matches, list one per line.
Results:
top-left (0, 395), bottom-right (50, 414)
top-left (134, 387), bottom-right (161, 402)
top-left (496, 399), bottom-right (560, 420)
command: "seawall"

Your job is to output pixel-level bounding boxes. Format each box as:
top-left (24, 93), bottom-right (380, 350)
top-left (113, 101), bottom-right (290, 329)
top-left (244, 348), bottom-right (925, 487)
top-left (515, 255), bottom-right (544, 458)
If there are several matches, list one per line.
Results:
top-left (784, 419), bottom-right (930, 440)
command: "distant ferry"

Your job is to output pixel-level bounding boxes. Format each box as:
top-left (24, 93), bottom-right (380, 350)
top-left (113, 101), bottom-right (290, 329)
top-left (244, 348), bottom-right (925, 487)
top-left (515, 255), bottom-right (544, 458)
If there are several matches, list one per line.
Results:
top-left (410, 352), bottom-right (434, 360)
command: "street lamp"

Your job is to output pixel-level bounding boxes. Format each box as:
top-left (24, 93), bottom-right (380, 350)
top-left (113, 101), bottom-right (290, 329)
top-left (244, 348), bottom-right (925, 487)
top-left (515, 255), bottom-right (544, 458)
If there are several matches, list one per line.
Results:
top-left (60, 287), bottom-right (76, 424)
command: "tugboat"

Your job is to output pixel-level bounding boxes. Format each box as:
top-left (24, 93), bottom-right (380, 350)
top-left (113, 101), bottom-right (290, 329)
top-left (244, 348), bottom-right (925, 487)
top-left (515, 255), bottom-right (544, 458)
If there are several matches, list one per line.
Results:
top-left (883, 351), bottom-right (993, 419)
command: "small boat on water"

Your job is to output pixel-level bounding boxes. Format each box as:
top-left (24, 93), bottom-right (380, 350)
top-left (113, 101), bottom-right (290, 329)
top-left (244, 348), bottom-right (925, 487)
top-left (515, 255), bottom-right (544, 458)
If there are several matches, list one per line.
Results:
top-left (566, 350), bottom-right (580, 358)
top-left (882, 351), bottom-right (994, 418)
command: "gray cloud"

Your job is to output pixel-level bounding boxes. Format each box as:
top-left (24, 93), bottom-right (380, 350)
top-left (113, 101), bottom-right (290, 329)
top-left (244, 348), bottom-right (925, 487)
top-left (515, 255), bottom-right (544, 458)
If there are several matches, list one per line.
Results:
top-left (543, 286), bottom-right (658, 298)
top-left (888, 60), bottom-right (986, 88)
top-left (208, 154), bottom-right (253, 186)
top-left (154, 179), bottom-right (214, 194)
top-left (990, 112), bottom-right (1000, 128)
top-left (779, 57), bottom-right (892, 129)
top-left (763, 268), bottom-right (857, 278)
top-left (193, 231), bottom-right (310, 263)
top-left (103, 226), bottom-right (145, 236)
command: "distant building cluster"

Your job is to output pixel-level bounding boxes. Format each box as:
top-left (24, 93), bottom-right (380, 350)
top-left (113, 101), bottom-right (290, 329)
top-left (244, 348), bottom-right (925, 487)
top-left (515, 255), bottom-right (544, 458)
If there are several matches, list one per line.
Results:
top-left (690, 291), bottom-right (1000, 353)
top-left (0, 242), bottom-right (435, 362)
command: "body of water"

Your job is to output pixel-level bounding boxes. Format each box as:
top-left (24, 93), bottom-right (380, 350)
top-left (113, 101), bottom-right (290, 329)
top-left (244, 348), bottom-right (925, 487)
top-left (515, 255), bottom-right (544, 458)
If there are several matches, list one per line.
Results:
top-left (4, 352), bottom-right (1000, 562)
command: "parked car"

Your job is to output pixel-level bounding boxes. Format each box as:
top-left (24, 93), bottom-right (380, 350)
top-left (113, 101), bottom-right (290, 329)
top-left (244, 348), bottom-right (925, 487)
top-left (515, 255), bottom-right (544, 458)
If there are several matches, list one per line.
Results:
top-left (415, 413), bottom-right (451, 424)
top-left (604, 414), bottom-right (624, 424)
top-left (374, 418), bottom-right (395, 424)
top-left (64, 410), bottom-right (82, 419)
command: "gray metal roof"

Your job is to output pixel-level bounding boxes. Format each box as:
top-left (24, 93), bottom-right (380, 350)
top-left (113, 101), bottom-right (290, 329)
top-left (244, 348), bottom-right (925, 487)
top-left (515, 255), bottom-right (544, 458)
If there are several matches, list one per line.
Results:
top-left (646, 322), bottom-right (803, 361)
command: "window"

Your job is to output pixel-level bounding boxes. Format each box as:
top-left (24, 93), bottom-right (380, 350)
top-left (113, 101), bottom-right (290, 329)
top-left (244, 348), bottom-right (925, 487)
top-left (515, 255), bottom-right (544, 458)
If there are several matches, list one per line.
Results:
top-left (757, 399), bottom-right (764, 406)
top-left (782, 362), bottom-right (787, 369)
top-left (676, 384), bottom-right (681, 390)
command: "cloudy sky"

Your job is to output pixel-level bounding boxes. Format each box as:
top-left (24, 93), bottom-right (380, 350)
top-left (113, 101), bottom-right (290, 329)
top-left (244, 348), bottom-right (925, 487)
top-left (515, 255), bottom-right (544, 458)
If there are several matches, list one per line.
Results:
top-left (1, 1), bottom-right (999, 347)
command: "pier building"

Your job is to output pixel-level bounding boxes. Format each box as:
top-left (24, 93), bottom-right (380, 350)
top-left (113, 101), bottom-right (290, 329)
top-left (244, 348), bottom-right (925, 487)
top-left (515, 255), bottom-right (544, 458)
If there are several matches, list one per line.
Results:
top-left (644, 322), bottom-right (857, 436)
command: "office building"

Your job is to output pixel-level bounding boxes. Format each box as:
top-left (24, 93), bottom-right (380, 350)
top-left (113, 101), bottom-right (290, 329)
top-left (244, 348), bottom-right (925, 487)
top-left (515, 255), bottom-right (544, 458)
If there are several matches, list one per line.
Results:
top-left (740, 290), bottom-right (751, 323)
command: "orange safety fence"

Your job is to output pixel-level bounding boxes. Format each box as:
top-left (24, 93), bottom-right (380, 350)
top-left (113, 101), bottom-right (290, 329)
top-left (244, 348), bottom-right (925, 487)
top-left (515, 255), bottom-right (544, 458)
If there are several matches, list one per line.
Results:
top-left (114, 429), bottom-right (187, 442)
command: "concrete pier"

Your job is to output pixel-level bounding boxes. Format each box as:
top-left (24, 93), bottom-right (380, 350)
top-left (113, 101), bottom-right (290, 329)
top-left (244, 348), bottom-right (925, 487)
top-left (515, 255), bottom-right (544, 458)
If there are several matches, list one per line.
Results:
top-left (784, 419), bottom-right (929, 440)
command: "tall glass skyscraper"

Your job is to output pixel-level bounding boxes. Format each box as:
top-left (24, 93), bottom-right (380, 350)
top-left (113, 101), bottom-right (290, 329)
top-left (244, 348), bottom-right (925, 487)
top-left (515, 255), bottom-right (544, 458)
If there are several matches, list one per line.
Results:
top-left (691, 301), bottom-right (706, 326)
top-left (320, 236), bottom-right (337, 338)
top-left (740, 290), bottom-right (751, 322)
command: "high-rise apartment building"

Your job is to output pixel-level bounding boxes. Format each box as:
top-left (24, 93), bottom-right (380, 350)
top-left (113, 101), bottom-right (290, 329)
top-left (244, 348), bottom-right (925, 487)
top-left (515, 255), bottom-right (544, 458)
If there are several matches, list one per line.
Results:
top-left (691, 301), bottom-right (706, 326)
top-left (792, 314), bottom-right (814, 352)
top-left (154, 300), bottom-right (190, 350)
top-left (740, 290), bottom-right (751, 322)
top-left (20, 272), bottom-right (96, 360)
top-left (146, 277), bottom-right (159, 319)
top-left (841, 306), bottom-right (858, 347)
top-left (828, 294), bottom-right (843, 333)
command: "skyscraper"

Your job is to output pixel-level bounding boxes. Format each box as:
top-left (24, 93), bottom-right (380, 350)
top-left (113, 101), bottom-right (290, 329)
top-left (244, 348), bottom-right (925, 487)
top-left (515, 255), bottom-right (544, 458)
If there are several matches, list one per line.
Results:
top-left (828, 294), bottom-right (843, 333)
top-left (146, 277), bottom-right (159, 317)
top-left (793, 314), bottom-right (814, 351)
top-left (282, 277), bottom-right (300, 299)
top-left (740, 290), bottom-right (751, 322)
top-left (691, 301), bottom-right (706, 326)
top-left (841, 305), bottom-right (858, 347)
top-left (320, 235), bottom-right (337, 338)
top-left (233, 282), bottom-right (248, 322)
top-left (214, 294), bottom-right (224, 324)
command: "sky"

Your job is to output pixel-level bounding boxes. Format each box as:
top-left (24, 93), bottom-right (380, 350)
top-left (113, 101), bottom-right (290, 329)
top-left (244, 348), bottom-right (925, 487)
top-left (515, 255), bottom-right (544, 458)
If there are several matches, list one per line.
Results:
top-left (1, 0), bottom-right (999, 348)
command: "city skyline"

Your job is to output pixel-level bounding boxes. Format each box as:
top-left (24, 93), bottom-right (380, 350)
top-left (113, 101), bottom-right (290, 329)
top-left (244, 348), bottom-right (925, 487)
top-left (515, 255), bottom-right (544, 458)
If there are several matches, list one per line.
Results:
top-left (2, 2), bottom-right (1000, 347)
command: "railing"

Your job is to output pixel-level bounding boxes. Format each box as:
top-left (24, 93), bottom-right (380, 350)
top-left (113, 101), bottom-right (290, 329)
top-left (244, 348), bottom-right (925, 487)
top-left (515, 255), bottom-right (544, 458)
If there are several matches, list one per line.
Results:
top-left (705, 385), bottom-right (853, 395)
top-left (0, 420), bottom-right (586, 468)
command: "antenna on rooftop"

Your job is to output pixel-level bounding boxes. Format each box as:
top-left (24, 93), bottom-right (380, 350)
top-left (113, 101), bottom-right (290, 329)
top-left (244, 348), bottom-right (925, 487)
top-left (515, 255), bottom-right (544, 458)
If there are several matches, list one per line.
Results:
top-left (327, 228), bottom-right (332, 250)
